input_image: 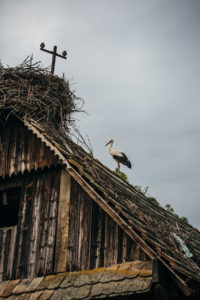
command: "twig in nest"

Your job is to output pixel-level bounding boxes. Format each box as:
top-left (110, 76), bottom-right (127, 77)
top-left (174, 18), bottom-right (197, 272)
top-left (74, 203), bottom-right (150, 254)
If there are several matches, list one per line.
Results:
top-left (0, 56), bottom-right (85, 132)
top-left (71, 124), bottom-right (93, 155)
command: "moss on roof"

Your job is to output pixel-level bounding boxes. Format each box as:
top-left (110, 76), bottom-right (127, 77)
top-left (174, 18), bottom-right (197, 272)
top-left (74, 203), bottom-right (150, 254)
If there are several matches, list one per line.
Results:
top-left (0, 261), bottom-right (152, 299)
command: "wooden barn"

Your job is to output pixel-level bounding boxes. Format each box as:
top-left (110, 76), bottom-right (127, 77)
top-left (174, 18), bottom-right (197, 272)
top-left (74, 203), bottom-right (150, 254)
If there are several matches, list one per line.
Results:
top-left (0, 62), bottom-right (200, 299)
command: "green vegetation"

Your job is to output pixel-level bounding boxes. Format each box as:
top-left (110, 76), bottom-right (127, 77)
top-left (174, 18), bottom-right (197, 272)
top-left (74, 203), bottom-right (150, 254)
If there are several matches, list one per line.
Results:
top-left (148, 197), bottom-right (160, 206)
top-left (134, 185), bottom-right (160, 206)
top-left (115, 168), bottom-right (129, 182)
top-left (114, 170), bottom-right (189, 225)
top-left (134, 185), bottom-right (189, 224)
top-left (165, 204), bottom-right (188, 224)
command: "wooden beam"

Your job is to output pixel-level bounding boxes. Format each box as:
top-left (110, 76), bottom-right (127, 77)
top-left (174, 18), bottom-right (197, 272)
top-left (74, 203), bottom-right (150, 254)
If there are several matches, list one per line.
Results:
top-left (54, 170), bottom-right (71, 272)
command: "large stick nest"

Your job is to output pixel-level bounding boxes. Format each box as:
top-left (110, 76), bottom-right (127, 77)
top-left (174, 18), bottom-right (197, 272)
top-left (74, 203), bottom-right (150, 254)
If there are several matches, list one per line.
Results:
top-left (0, 57), bottom-right (84, 132)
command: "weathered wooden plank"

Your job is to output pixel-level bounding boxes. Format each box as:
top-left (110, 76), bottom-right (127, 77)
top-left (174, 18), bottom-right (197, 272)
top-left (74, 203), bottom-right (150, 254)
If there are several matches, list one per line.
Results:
top-left (104, 215), bottom-right (118, 267)
top-left (9, 123), bottom-right (17, 176)
top-left (67, 178), bottom-right (80, 271)
top-left (36, 174), bottom-right (52, 276)
top-left (0, 230), bottom-right (6, 281)
top-left (99, 210), bottom-right (106, 268)
top-left (122, 231), bottom-right (127, 263)
top-left (18, 181), bottom-right (33, 277)
top-left (3, 228), bottom-right (11, 280)
top-left (78, 192), bottom-right (92, 270)
top-left (54, 170), bottom-right (71, 273)
top-left (90, 202), bottom-right (103, 269)
top-left (28, 178), bottom-right (42, 277)
top-left (77, 189), bottom-right (84, 270)
top-left (117, 226), bottom-right (123, 264)
top-left (6, 226), bottom-right (17, 279)
top-left (126, 235), bottom-right (134, 262)
top-left (44, 171), bottom-right (60, 274)
top-left (0, 119), bottom-right (61, 178)
top-left (12, 183), bottom-right (28, 279)
top-left (35, 169), bottom-right (60, 275)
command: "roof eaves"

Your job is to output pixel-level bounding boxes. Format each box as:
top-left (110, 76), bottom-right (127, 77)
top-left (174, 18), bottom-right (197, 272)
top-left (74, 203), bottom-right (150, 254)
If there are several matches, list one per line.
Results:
top-left (23, 119), bottom-right (72, 169)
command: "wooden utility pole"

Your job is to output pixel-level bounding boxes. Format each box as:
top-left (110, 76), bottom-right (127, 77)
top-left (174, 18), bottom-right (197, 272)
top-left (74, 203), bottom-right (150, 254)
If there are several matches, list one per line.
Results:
top-left (40, 43), bottom-right (67, 75)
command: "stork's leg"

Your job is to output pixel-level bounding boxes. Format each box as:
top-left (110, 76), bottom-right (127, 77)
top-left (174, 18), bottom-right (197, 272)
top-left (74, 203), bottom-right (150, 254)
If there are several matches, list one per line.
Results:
top-left (117, 162), bottom-right (120, 175)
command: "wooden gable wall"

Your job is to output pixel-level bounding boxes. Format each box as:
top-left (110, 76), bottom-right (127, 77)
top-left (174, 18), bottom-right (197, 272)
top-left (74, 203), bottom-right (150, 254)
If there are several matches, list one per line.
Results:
top-left (56, 176), bottom-right (150, 273)
top-left (0, 118), bottom-right (61, 178)
top-left (0, 166), bottom-right (150, 281)
top-left (0, 118), bottom-right (150, 281)
top-left (0, 167), bottom-right (61, 281)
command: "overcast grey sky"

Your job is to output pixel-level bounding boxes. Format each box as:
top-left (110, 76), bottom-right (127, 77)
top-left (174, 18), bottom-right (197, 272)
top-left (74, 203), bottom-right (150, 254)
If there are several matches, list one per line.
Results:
top-left (1, 0), bottom-right (200, 228)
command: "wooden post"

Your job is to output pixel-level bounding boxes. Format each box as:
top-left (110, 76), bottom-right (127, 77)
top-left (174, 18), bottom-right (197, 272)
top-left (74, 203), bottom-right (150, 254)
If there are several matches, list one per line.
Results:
top-left (40, 43), bottom-right (67, 75)
top-left (54, 170), bottom-right (71, 272)
top-left (51, 46), bottom-right (57, 75)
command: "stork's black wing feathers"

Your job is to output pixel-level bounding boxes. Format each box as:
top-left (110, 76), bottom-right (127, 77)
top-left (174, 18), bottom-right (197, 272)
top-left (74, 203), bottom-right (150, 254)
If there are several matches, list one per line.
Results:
top-left (113, 152), bottom-right (132, 169)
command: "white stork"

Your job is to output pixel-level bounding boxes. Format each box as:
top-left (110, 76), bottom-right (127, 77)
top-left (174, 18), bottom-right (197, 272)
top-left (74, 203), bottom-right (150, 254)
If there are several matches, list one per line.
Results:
top-left (105, 139), bottom-right (131, 175)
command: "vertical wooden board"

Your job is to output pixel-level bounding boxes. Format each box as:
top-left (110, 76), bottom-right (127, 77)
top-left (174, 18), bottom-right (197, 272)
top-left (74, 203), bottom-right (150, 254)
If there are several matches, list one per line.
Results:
top-left (14, 124), bottom-right (21, 175)
top-left (3, 229), bottom-right (11, 280)
top-left (28, 177), bottom-right (42, 277)
top-left (91, 204), bottom-right (110, 269)
top-left (138, 244), bottom-right (149, 260)
top-left (0, 129), bottom-right (5, 177)
top-left (0, 228), bottom-right (15, 281)
top-left (67, 178), bottom-right (80, 271)
top-left (130, 238), bottom-right (145, 261)
top-left (90, 202), bottom-right (103, 269)
top-left (23, 127), bottom-right (29, 172)
top-left (112, 218), bottom-right (118, 266)
top-left (8, 124), bottom-right (17, 176)
top-left (36, 173), bottom-right (52, 276)
top-left (0, 230), bottom-right (6, 281)
top-left (126, 235), bottom-right (134, 262)
top-left (54, 170), bottom-right (71, 273)
top-left (104, 215), bottom-right (109, 267)
top-left (0, 230), bottom-right (3, 281)
top-left (35, 169), bottom-right (60, 275)
top-left (121, 232), bottom-right (138, 263)
top-left (99, 210), bottom-right (105, 268)
top-left (77, 188), bottom-right (84, 270)
top-left (125, 234), bottom-right (149, 262)
top-left (104, 214), bottom-right (112, 267)
top-left (44, 169), bottom-right (60, 274)
top-left (19, 124), bottom-right (26, 174)
top-left (78, 192), bottom-right (93, 270)
top-left (4, 123), bottom-right (10, 175)
top-left (12, 183), bottom-right (29, 279)
top-left (104, 214), bottom-right (118, 267)
top-left (122, 231), bottom-right (127, 263)
top-left (15, 124), bottom-right (21, 174)
top-left (17, 180), bottom-right (34, 278)
top-left (6, 226), bottom-right (17, 280)
top-left (117, 226), bottom-right (123, 264)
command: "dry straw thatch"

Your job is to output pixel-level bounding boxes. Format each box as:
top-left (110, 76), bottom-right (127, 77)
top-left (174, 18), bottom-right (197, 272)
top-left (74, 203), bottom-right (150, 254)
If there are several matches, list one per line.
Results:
top-left (0, 57), bottom-right (84, 132)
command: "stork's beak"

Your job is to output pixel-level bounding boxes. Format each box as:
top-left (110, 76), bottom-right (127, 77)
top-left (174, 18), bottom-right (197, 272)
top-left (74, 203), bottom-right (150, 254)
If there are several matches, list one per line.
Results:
top-left (105, 140), bottom-right (111, 146)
